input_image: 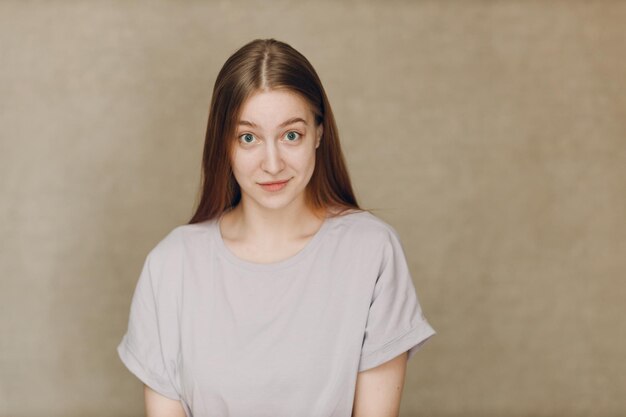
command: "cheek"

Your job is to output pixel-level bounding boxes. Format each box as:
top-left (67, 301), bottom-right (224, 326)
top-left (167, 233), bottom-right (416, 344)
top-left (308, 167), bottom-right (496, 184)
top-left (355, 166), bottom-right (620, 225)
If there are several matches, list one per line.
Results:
top-left (296, 148), bottom-right (317, 177)
top-left (230, 151), bottom-right (257, 175)
top-left (285, 146), bottom-right (315, 170)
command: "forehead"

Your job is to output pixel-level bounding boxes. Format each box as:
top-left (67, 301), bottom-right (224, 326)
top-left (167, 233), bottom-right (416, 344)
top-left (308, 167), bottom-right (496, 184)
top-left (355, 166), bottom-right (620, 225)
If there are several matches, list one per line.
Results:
top-left (238, 89), bottom-right (314, 127)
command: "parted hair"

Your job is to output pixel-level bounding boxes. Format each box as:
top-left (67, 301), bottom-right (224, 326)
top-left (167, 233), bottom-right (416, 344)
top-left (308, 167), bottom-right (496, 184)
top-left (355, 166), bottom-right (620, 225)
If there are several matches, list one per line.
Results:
top-left (188, 39), bottom-right (359, 224)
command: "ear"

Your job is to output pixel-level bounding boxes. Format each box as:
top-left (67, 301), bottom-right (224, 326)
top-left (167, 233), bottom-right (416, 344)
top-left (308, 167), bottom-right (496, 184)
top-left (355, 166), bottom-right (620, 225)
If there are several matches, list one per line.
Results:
top-left (315, 124), bottom-right (323, 149)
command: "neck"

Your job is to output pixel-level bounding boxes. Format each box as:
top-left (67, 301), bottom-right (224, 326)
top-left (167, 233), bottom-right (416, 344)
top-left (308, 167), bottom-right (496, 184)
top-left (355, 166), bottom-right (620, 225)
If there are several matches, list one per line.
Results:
top-left (222, 196), bottom-right (326, 244)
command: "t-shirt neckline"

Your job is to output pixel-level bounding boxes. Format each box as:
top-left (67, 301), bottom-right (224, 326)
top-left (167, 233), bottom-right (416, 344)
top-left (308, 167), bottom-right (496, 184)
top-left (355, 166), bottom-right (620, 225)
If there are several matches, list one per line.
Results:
top-left (212, 213), bottom-right (334, 271)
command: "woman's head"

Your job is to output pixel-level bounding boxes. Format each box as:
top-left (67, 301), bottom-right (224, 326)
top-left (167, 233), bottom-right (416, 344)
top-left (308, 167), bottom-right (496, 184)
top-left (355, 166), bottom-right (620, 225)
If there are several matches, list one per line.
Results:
top-left (189, 39), bottom-right (359, 223)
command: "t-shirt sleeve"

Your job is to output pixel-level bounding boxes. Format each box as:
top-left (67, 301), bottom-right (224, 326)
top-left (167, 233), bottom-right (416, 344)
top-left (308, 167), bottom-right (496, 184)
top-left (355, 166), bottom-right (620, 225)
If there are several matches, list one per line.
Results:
top-left (117, 250), bottom-right (181, 400)
top-left (358, 228), bottom-right (436, 372)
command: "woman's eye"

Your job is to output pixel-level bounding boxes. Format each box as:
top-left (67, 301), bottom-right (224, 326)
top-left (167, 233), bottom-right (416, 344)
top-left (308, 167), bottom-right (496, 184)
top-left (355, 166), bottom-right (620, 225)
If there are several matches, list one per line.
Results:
top-left (284, 131), bottom-right (301, 142)
top-left (239, 133), bottom-right (256, 144)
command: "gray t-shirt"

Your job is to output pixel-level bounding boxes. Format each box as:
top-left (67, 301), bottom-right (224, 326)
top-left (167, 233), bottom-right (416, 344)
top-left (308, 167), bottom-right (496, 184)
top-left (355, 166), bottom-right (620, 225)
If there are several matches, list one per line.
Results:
top-left (117, 210), bottom-right (435, 417)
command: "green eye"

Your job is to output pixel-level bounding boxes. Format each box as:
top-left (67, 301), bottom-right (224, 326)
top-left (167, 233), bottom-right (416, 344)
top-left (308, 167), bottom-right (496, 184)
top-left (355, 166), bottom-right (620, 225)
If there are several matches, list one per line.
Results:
top-left (239, 133), bottom-right (255, 144)
top-left (285, 131), bottom-right (300, 142)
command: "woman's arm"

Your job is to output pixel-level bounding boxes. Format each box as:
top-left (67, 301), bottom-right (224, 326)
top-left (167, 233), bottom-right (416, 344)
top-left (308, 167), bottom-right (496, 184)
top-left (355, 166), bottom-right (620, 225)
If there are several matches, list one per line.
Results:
top-left (144, 385), bottom-right (186, 417)
top-left (352, 351), bottom-right (408, 417)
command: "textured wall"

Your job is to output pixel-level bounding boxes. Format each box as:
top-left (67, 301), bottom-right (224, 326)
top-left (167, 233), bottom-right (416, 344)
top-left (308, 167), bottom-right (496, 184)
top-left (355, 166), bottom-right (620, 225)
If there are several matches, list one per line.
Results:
top-left (1, 1), bottom-right (625, 416)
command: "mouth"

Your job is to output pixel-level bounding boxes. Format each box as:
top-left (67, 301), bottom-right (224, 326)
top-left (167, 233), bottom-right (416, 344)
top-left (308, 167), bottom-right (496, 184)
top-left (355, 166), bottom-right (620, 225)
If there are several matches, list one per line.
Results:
top-left (258, 179), bottom-right (290, 192)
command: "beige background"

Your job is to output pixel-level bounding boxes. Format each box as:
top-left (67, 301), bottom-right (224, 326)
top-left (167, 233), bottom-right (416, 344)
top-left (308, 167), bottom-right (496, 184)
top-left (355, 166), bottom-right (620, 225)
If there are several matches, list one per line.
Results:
top-left (1, 1), bottom-right (625, 416)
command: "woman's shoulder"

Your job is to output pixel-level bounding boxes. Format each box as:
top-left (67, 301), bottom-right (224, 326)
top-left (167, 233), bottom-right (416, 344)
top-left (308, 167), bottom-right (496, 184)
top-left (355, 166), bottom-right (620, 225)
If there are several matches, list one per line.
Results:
top-left (329, 209), bottom-right (402, 243)
top-left (147, 219), bottom-right (217, 262)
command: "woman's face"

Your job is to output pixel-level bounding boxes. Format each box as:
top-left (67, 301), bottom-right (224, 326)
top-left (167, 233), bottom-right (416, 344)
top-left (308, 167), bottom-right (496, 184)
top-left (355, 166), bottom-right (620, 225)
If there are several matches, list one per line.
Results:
top-left (230, 89), bottom-right (322, 213)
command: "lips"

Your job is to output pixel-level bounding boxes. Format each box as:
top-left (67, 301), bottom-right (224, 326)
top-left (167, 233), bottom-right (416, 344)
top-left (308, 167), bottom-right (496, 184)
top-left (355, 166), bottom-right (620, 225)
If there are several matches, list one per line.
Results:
top-left (258, 179), bottom-right (290, 192)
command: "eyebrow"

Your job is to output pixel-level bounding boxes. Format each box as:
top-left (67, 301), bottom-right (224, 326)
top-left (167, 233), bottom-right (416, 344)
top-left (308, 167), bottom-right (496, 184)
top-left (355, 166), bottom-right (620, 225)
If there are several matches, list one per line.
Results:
top-left (237, 117), bottom-right (308, 128)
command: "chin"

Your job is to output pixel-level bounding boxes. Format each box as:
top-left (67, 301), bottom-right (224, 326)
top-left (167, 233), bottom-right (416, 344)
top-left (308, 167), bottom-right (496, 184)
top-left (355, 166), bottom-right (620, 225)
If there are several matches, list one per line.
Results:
top-left (257, 198), bottom-right (297, 211)
top-left (246, 192), bottom-right (304, 211)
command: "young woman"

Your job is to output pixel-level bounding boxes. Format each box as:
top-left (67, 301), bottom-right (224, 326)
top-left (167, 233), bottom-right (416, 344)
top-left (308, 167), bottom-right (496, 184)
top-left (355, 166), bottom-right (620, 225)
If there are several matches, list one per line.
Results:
top-left (118, 39), bottom-right (435, 417)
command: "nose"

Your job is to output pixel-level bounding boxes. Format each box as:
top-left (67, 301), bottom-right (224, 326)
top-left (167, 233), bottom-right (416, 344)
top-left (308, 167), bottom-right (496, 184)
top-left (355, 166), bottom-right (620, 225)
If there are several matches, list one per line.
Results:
top-left (260, 141), bottom-right (285, 175)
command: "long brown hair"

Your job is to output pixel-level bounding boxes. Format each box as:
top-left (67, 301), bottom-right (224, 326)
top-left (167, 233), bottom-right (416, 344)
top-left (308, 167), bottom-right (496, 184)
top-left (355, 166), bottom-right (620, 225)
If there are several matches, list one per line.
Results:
top-left (189, 39), bottom-right (359, 224)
